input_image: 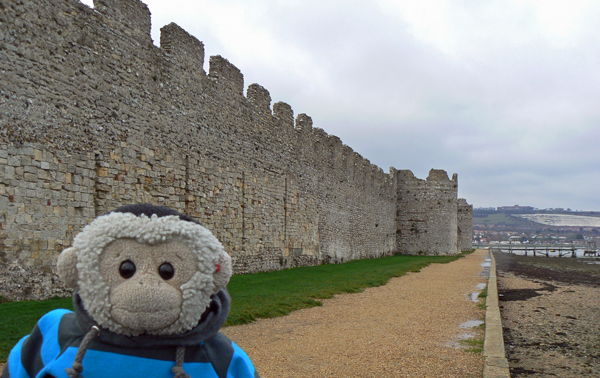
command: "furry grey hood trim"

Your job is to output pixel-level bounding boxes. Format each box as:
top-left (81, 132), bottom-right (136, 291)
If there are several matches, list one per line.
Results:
top-left (73, 289), bottom-right (232, 347)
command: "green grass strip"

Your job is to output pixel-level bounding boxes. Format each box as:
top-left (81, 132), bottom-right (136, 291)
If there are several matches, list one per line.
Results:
top-left (0, 296), bottom-right (74, 363)
top-left (460, 337), bottom-right (484, 353)
top-left (0, 253), bottom-right (460, 362)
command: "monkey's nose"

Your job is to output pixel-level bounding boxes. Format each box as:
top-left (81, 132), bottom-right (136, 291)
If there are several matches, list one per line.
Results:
top-left (135, 273), bottom-right (162, 287)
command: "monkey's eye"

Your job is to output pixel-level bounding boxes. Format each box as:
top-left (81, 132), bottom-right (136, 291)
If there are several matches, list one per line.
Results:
top-left (119, 260), bottom-right (136, 279)
top-left (158, 262), bottom-right (175, 280)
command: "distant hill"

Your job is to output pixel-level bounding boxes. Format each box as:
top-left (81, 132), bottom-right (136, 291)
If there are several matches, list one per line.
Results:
top-left (473, 212), bottom-right (542, 228)
top-left (473, 207), bottom-right (600, 229)
top-left (474, 207), bottom-right (600, 217)
top-left (515, 214), bottom-right (600, 227)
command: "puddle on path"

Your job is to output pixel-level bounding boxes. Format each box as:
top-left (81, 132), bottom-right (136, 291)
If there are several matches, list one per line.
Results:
top-left (468, 283), bottom-right (488, 302)
top-left (446, 332), bottom-right (477, 348)
top-left (479, 256), bottom-right (491, 278)
top-left (459, 320), bottom-right (484, 328)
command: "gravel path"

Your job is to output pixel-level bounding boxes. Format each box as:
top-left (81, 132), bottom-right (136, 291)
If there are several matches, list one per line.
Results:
top-left (223, 250), bottom-right (488, 377)
top-left (0, 252), bottom-right (487, 376)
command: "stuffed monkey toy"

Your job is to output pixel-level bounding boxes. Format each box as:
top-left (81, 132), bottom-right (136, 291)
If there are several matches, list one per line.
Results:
top-left (3, 204), bottom-right (259, 378)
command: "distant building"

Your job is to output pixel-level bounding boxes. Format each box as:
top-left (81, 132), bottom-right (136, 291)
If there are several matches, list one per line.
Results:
top-left (497, 205), bottom-right (534, 213)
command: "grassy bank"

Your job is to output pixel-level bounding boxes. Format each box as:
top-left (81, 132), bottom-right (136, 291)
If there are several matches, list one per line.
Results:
top-left (473, 212), bottom-right (539, 227)
top-left (0, 253), bottom-right (461, 362)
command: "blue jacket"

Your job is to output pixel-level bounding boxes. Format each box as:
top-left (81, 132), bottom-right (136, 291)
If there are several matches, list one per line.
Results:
top-left (3, 291), bottom-right (259, 378)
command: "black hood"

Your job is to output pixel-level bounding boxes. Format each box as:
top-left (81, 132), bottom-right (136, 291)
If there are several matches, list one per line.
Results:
top-left (72, 289), bottom-right (231, 348)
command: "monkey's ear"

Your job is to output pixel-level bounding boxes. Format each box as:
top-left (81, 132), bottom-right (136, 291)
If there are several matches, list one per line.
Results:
top-left (213, 250), bottom-right (232, 292)
top-left (57, 247), bottom-right (79, 289)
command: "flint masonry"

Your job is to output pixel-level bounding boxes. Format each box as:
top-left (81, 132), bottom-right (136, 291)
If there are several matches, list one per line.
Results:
top-left (0, 0), bottom-right (473, 300)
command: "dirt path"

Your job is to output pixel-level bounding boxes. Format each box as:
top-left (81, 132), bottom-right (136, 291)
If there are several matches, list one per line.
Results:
top-left (495, 252), bottom-right (600, 377)
top-left (223, 250), bottom-right (488, 378)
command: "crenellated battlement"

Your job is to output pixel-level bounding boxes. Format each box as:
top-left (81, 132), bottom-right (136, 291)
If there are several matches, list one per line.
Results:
top-left (427, 169), bottom-right (455, 182)
top-left (160, 23), bottom-right (206, 73)
top-left (0, 0), bottom-right (469, 301)
top-left (295, 113), bottom-right (313, 132)
top-left (94, 0), bottom-right (152, 44)
top-left (209, 55), bottom-right (245, 95)
top-left (247, 84), bottom-right (272, 115)
top-left (312, 127), bottom-right (329, 140)
top-left (273, 102), bottom-right (294, 126)
top-left (327, 135), bottom-right (344, 168)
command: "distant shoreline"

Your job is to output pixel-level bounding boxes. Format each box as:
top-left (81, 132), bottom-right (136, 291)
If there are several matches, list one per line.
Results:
top-left (495, 251), bottom-right (600, 376)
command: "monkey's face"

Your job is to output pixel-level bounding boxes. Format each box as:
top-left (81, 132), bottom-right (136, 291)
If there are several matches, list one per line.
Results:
top-left (57, 211), bottom-right (232, 336)
top-left (100, 239), bottom-right (198, 332)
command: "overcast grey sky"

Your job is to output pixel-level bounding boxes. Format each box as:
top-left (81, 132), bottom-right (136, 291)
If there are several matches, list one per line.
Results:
top-left (82, 0), bottom-right (600, 210)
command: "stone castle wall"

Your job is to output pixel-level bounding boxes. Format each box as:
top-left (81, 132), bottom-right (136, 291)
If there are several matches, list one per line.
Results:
top-left (0, 0), bottom-right (398, 300)
top-left (457, 198), bottom-right (474, 252)
top-left (0, 0), bottom-right (469, 301)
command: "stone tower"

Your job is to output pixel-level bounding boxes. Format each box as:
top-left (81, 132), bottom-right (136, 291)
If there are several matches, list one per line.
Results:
top-left (457, 198), bottom-right (474, 252)
top-left (395, 169), bottom-right (459, 255)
